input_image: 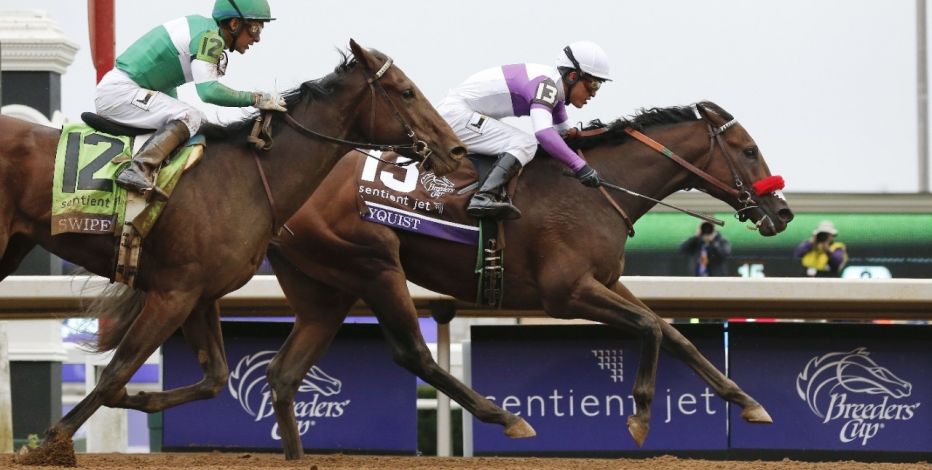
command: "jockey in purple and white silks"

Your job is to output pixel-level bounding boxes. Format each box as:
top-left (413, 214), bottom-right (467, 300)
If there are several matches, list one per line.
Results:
top-left (437, 40), bottom-right (611, 219)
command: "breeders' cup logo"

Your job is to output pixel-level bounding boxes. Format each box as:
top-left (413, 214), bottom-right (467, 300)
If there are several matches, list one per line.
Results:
top-left (796, 347), bottom-right (920, 445)
top-left (419, 171), bottom-right (454, 199)
top-left (228, 351), bottom-right (352, 440)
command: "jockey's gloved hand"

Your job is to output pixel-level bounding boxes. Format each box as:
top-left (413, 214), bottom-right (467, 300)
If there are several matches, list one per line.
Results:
top-left (575, 164), bottom-right (602, 187)
top-left (253, 92), bottom-right (287, 112)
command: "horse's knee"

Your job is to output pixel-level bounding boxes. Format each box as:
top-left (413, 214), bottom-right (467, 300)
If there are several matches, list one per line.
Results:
top-left (634, 315), bottom-right (662, 343)
top-left (390, 343), bottom-right (432, 375)
top-left (98, 385), bottom-right (129, 407)
top-left (202, 368), bottom-right (229, 398)
top-left (265, 359), bottom-right (305, 402)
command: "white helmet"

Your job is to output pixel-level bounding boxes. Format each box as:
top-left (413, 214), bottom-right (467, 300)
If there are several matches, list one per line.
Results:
top-left (556, 40), bottom-right (612, 81)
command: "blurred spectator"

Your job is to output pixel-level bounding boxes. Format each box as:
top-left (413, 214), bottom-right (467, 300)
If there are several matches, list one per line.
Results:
top-left (680, 221), bottom-right (732, 276)
top-left (794, 220), bottom-right (848, 277)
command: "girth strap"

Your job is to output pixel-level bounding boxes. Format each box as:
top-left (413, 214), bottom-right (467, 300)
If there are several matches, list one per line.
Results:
top-left (252, 150), bottom-right (282, 236)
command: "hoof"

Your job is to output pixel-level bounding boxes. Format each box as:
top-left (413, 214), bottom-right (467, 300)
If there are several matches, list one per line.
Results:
top-left (504, 418), bottom-right (536, 438)
top-left (13, 435), bottom-right (77, 467)
top-left (626, 415), bottom-right (649, 447)
top-left (742, 404), bottom-right (774, 424)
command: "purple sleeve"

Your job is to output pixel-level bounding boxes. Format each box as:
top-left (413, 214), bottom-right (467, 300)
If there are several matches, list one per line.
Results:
top-left (793, 240), bottom-right (813, 258)
top-left (828, 247), bottom-right (847, 269)
top-left (534, 127), bottom-right (586, 171)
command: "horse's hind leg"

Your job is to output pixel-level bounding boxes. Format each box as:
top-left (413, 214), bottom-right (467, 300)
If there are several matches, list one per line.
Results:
top-left (364, 270), bottom-right (535, 440)
top-left (545, 275), bottom-right (663, 447)
top-left (265, 248), bottom-right (354, 460)
top-left (17, 288), bottom-right (199, 466)
top-left (110, 301), bottom-right (230, 412)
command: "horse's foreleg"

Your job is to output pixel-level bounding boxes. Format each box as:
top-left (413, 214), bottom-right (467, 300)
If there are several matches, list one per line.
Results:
top-left (265, 250), bottom-right (354, 461)
top-left (111, 301), bottom-right (229, 412)
top-left (547, 276), bottom-right (663, 447)
top-left (17, 288), bottom-right (199, 466)
top-left (657, 316), bottom-right (772, 424)
top-left (365, 272), bottom-right (535, 440)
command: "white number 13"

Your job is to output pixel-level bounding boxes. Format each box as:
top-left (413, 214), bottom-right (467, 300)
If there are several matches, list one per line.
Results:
top-left (534, 82), bottom-right (558, 105)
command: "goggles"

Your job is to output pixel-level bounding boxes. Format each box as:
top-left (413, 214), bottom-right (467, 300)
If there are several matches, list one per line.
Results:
top-left (244, 21), bottom-right (264, 39)
top-left (584, 77), bottom-right (603, 93)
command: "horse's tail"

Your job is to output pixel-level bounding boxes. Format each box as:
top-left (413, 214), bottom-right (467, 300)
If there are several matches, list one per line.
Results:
top-left (84, 281), bottom-right (147, 352)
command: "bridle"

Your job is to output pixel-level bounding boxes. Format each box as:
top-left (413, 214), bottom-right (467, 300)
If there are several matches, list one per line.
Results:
top-left (251, 54), bottom-right (432, 167)
top-left (622, 103), bottom-right (785, 224)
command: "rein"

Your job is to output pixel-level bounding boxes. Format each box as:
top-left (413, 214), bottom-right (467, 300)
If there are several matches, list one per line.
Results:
top-left (575, 103), bottom-right (785, 229)
top-left (621, 103), bottom-right (784, 223)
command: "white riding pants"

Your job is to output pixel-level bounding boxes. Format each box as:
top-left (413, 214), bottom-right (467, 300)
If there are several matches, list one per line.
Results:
top-left (95, 68), bottom-right (205, 137)
top-left (437, 98), bottom-right (538, 165)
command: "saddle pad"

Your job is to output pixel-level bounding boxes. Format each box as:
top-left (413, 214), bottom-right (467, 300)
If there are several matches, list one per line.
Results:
top-left (355, 150), bottom-right (480, 245)
top-left (52, 123), bottom-right (197, 236)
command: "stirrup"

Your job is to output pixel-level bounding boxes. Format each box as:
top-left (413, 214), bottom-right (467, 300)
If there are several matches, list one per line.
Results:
top-left (467, 201), bottom-right (521, 220)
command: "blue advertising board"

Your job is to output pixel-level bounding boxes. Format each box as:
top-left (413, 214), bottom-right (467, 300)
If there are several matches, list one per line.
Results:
top-left (162, 321), bottom-right (416, 452)
top-left (470, 324), bottom-right (727, 453)
top-left (729, 323), bottom-right (931, 452)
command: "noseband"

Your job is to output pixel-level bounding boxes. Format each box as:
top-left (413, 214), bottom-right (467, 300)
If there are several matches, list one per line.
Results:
top-left (623, 103), bottom-right (785, 224)
top-left (254, 54), bottom-right (432, 165)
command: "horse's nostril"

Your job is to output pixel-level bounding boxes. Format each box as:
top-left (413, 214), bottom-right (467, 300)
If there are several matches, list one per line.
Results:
top-left (779, 208), bottom-right (795, 223)
top-left (451, 146), bottom-right (467, 159)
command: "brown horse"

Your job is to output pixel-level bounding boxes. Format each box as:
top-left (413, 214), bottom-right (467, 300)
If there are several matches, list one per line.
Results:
top-left (265, 101), bottom-right (793, 459)
top-left (1, 40), bottom-right (465, 466)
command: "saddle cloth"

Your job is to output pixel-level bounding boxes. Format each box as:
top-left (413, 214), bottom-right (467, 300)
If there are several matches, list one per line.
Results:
top-left (355, 150), bottom-right (484, 245)
top-left (52, 122), bottom-right (202, 237)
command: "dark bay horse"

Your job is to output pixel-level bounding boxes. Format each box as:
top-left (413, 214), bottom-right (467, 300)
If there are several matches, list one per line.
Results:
top-left (1, 40), bottom-right (465, 466)
top-left (265, 101), bottom-right (793, 458)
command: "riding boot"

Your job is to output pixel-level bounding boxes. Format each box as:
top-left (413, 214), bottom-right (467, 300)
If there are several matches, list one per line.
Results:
top-left (467, 153), bottom-right (523, 220)
top-left (115, 120), bottom-right (190, 201)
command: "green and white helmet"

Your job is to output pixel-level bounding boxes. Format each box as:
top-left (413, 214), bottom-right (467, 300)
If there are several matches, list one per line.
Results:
top-left (212, 0), bottom-right (275, 22)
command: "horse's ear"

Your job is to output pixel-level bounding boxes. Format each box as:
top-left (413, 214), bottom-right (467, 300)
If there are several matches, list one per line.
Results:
top-left (349, 38), bottom-right (363, 55)
top-left (348, 39), bottom-right (373, 70)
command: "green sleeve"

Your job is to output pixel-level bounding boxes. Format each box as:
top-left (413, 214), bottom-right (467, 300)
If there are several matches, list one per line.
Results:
top-left (164, 88), bottom-right (178, 99)
top-left (195, 80), bottom-right (254, 107)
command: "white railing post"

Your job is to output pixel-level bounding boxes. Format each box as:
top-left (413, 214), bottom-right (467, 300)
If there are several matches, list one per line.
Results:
top-left (84, 355), bottom-right (127, 453)
top-left (0, 322), bottom-right (13, 453)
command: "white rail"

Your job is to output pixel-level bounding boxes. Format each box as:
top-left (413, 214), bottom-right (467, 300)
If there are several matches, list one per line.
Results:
top-left (1, 275), bottom-right (931, 320)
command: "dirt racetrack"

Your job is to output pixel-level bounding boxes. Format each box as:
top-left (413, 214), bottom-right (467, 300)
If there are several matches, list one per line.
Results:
top-left (1, 453), bottom-right (928, 470)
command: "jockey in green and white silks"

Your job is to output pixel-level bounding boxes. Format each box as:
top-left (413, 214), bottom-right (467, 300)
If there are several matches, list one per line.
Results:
top-left (95, 0), bottom-right (286, 200)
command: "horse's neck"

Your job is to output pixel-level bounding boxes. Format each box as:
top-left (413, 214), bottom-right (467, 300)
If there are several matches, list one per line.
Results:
top-left (260, 88), bottom-right (365, 222)
top-left (592, 122), bottom-right (711, 221)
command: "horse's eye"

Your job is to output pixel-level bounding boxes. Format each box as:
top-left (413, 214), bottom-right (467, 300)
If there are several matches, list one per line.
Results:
top-left (402, 89), bottom-right (415, 100)
top-left (743, 146), bottom-right (758, 159)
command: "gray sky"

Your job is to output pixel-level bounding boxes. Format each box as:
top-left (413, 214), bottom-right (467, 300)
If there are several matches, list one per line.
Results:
top-left (2, 0), bottom-right (927, 193)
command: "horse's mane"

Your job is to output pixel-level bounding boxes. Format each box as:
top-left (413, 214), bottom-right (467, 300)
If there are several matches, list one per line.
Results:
top-left (570, 101), bottom-right (733, 151)
top-left (200, 50), bottom-right (359, 141)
